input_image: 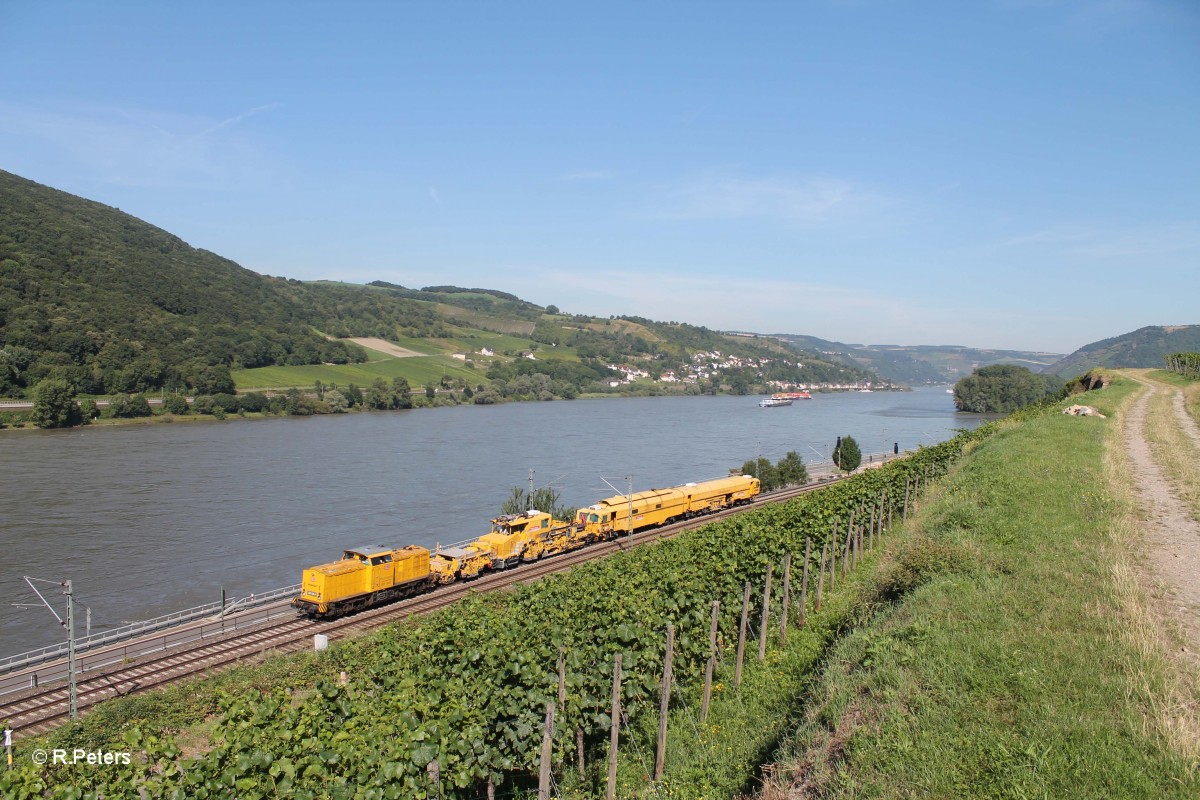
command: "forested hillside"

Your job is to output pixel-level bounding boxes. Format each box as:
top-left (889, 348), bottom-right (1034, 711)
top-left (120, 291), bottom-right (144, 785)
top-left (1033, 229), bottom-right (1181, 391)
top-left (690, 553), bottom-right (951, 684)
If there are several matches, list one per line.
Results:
top-left (1044, 325), bottom-right (1200, 378)
top-left (0, 171), bottom-right (449, 396)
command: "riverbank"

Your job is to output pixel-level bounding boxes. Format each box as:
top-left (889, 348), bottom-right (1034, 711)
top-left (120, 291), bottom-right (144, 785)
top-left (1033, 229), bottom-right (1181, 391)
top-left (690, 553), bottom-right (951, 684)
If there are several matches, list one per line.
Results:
top-left (749, 374), bottom-right (1199, 798)
top-left (0, 384), bottom-right (924, 433)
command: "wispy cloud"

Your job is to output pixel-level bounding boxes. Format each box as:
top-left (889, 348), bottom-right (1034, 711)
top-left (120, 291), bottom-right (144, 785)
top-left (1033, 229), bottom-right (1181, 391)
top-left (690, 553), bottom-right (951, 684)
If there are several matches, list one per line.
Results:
top-left (649, 174), bottom-right (890, 224)
top-left (194, 102), bottom-right (281, 139)
top-left (0, 101), bottom-right (280, 190)
top-left (557, 169), bottom-right (612, 181)
top-left (1063, 221), bottom-right (1200, 260)
top-left (428, 186), bottom-right (442, 207)
top-left (997, 221), bottom-right (1200, 259)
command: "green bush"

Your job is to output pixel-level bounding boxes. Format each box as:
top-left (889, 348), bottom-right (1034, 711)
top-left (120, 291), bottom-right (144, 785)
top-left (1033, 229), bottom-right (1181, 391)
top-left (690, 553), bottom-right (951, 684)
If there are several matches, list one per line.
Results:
top-left (106, 393), bottom-right (153, 418)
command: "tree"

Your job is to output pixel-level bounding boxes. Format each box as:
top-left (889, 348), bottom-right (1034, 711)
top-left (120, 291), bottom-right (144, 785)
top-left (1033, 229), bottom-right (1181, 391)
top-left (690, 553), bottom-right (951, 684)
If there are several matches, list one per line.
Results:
top-left (325, 389), bottom-right (348, 413)
top-left (832, 435), bottom-right (862, 473)
top-left (366, 378), bottom-right (392, 410)
top-left (238, 392), bottom-right (269, 412)
top-left (108, 393), bottom-right (153, 418)
top-left (953, 365), bottom-right (1056, 413)
top-left (79, 398), bottom-right (100, 421)
top-left (162, 393), bottom-right (189, 415)
top-left (740, 457), bottom-right (781, 491)
top-left (500, 485), bottom-right (576, 522)
top-left (392, 377), bottom-right (413, 409)
top-left (776, 451), bottom-right (808, 487)
top-left (31, 379), bottom-right (81, 428)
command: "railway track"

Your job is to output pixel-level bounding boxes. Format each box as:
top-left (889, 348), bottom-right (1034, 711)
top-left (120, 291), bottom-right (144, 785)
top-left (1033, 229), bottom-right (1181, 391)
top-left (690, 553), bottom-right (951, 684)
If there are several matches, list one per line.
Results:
top-left (0, 476), bottom-right (848, 736)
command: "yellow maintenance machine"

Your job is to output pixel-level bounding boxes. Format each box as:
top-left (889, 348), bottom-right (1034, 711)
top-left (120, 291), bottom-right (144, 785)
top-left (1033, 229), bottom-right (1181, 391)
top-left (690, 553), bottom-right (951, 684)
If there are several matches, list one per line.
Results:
top-left (471, 509), bottom-right (564, 568)
top-left (430, 544), bottom-right (493, 583)
top-left (520, 511), bottom-right (585, 561)
top-left (576, 475), bottom-right (761, 539)
top-left (293, 544), bottom-right (433, 619)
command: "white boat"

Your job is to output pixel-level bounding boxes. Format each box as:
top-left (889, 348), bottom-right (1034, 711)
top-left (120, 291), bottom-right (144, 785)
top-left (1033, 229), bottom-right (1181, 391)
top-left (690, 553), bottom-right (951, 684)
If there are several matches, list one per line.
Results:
top-left (759, 396), bottom-right (793, 408)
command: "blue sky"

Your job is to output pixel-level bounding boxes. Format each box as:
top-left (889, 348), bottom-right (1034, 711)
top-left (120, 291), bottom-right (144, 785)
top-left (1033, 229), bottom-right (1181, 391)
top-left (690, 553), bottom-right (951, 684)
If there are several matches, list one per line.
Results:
top-left (1, 1), bottom-right (1197, 353)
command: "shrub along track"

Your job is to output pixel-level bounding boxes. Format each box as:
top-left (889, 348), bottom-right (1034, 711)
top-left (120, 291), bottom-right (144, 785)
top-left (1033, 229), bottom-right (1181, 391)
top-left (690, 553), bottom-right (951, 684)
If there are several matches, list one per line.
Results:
top-left (0, 479), bottom-right (841, 738)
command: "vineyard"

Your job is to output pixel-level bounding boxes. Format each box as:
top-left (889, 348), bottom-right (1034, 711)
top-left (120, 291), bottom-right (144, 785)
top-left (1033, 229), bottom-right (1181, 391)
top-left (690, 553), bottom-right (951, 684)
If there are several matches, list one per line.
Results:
top-left (2, 426), bottom-right (998, 800)
top-left (1164, 352), bottom-right (1200, 379)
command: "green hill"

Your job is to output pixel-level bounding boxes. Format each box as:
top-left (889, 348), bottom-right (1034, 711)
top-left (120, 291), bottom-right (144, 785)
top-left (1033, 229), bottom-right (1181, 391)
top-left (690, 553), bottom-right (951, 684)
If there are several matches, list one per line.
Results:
top-left (0, 169), bottom-right (882, 401)
top-left (1043, 325), bottom-right (1200, 378)
top-left (0, 170), bottom-right (449, 396)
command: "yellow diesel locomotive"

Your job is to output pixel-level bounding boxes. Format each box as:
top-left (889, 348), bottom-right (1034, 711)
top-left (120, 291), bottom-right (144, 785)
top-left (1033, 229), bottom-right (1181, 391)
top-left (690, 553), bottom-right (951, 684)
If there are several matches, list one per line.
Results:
top-left (294, 544), bottom-right (433, 618)
top-left (293, 473), bottom-right (760, 619)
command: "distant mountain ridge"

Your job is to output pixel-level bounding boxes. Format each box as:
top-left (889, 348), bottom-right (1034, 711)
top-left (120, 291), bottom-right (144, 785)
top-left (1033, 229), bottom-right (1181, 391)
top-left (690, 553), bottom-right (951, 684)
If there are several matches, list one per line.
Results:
top-left (766, 333), bottom-right (1063, 384)
top-left (1042, 325), bottom-right (1200, 377)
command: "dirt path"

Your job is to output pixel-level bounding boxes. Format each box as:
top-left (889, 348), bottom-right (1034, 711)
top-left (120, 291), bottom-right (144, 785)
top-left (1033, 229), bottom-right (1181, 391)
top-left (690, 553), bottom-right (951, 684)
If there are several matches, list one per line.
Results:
top-left (1123, 376), bottom-right (1200, 659)
top-left (344, 337), bottom-right (427, 358)
top-left (1172, 387), bottom-right (1200, 450)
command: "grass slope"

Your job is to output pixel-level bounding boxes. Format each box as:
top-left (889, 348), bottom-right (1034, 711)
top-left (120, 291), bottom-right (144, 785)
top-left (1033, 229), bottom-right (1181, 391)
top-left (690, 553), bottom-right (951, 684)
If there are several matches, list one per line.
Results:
top-left (752, 378), bottom-right (1199, 798)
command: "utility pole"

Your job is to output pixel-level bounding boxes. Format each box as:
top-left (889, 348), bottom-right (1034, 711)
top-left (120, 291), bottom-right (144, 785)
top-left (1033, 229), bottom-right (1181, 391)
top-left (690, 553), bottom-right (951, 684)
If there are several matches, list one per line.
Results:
top-left (627, 475), bottom-right (634, 542)
top-left (528, 468), bottom-right (535, 512)
top-left (66, 581), bottom-right (77, 721)
top-left (18, 576), bottom-right (78, 721)
top-left (600, 473), bottom-right (635, 543)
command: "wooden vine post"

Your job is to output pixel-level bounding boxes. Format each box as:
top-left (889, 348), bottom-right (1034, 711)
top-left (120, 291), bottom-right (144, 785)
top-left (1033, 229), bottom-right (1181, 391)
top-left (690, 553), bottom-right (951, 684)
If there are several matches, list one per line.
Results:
top-left (815, 541), bottom-right (828, 612)
top-left (735, 581), bottom-right (751, 687)
top-left (607, 654), bottom-right (622, 800)
top-left (655, 622), bottom-right (674, 781)
top-left (799, 538), bottom-right (812, 627)
top-left (557, 647), bottom-right (566, 711)
top-left (829, 521), bottom-right (839, 590)
top-left (538, 702), bottom-right (555, 800)
top-left (701, 600), bottom-right (719, 722)
top-left (842, 522), bottom-right (852, 577)
top-left (758, 564), bottom-right (773, 661)
top-left (427, 760), bottom-right (441, 800)
top-left (779, 552), bottom-right (792, 645)
top-left (844, 513), bottom-right (856, 577)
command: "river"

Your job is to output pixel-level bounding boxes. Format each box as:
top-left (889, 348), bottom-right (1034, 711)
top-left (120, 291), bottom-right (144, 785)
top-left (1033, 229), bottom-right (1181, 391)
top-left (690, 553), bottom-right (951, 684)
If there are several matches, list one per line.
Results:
top-left (0, 387), bottom-right (985, 655)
